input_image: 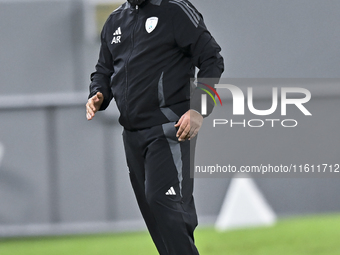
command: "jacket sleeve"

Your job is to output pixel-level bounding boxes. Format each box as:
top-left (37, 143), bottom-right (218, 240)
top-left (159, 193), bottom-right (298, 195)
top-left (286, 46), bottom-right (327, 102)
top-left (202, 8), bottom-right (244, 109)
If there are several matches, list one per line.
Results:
top-left (88, 24), bottom-right (114, 111)
top-left (171, 0), bottom-right (224, 116)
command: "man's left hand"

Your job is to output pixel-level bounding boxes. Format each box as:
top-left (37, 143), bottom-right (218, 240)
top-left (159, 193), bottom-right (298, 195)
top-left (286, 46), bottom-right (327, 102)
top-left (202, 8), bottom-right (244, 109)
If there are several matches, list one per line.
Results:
top-left (175, 110), bottom-right (203, 142)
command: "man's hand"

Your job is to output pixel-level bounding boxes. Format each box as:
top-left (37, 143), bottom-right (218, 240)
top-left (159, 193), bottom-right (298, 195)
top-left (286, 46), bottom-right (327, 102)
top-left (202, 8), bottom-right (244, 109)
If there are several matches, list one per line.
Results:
top-left (175, 110), bottom-right (203, 142)
top-left (86, 92), bottom-right (104, 120)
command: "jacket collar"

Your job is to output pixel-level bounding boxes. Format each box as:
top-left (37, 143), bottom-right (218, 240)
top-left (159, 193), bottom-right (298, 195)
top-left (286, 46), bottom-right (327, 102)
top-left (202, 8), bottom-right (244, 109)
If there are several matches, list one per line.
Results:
top-left (127, 0), bottom-right (162, 9)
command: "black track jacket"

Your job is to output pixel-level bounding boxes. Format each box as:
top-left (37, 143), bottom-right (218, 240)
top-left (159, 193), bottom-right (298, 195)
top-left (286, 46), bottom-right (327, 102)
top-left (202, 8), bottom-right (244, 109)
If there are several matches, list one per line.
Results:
top-left (89, 0), bottom-right (224, 130)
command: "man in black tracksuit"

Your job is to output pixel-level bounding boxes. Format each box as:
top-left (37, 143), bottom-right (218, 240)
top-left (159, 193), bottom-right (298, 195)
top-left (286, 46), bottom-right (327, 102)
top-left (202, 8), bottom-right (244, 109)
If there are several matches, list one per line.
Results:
top-left (86, 0), bottom-right (224, 254)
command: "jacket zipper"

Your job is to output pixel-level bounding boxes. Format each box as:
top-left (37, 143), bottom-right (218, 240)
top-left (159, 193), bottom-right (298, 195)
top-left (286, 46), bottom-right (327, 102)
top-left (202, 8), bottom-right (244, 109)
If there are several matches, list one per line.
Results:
top-left (124, 5), bottom-right (139, 129)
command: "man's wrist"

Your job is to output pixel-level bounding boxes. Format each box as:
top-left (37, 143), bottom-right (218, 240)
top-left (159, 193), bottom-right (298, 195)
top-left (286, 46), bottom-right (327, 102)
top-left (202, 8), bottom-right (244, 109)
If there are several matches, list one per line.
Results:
top-left (190, 109), bottom-right (203, 117)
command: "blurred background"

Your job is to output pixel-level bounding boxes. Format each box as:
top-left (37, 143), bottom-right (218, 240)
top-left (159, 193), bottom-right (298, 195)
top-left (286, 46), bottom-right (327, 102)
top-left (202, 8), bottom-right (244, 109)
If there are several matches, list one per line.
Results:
top-left (0, 0), bottom-right (339, 247)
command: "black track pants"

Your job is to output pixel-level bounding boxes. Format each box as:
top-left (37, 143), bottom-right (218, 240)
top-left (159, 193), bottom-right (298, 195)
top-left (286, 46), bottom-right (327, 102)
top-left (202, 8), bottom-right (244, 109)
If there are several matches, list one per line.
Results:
top-left (123, 122), bottom-right (199, 255)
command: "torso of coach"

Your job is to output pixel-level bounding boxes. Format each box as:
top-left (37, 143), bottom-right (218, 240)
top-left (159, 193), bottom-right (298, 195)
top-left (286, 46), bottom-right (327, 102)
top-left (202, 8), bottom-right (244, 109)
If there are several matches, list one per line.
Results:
top-left (89, 0), bottom-right (224, 131)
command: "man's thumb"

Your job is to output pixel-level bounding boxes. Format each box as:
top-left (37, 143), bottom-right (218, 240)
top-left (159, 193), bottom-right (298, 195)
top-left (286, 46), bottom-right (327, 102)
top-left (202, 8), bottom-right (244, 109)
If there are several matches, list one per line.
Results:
top-left (96, 92), bottom-right (103, 99)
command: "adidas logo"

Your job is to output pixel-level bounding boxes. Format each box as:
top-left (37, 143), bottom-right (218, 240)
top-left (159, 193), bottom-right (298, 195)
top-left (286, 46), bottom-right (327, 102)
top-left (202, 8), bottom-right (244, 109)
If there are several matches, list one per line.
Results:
top-left (165, 187), bottom-right (176, 196)
top-left (111, 27), bottom-right (122, 44)
top-left (113, 27), bottom-right (121, 36)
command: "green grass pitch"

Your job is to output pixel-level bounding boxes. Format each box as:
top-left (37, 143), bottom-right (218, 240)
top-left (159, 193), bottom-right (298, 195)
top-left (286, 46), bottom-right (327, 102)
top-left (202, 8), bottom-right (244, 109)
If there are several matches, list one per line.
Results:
top-left (1, 214), bottom-right (340, 255)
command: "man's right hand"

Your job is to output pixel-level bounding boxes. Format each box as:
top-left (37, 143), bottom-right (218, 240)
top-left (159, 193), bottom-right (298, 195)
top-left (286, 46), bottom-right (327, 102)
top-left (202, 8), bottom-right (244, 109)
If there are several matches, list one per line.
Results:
top-left (86, 92), bottom-right (104, 120)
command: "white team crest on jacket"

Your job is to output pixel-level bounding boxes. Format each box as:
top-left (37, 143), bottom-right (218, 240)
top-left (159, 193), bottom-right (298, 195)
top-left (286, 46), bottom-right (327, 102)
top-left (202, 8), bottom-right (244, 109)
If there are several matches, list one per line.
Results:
top-left (145, 17), bottom-right (158, 33)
